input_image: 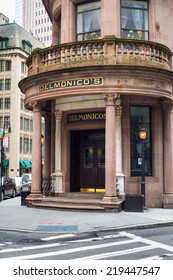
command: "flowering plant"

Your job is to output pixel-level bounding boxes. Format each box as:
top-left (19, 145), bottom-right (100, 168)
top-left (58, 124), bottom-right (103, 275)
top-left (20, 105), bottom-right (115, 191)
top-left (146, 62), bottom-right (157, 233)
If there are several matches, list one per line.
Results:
top-left (84, 32), bottom-right (100, 40)
top-left (127, 30), bottom-right (143, 39)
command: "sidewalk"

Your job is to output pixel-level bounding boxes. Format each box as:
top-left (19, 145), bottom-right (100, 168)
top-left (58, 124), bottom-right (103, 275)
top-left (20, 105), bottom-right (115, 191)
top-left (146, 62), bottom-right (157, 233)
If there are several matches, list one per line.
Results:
top-left (0, 196), bottom-right (173, 233)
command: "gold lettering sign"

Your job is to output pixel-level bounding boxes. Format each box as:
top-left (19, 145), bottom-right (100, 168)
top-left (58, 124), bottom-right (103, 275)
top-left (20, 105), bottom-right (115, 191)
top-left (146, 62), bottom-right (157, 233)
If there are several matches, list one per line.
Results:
top-left (39, 77), bottom-right (103, 92)
top-left (67, 112), bottom-right (106, 123)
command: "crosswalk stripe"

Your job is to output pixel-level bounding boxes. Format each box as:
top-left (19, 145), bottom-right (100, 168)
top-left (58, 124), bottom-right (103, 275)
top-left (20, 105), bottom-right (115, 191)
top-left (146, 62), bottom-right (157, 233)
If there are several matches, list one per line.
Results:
top-left (41, 233), bottom-right (76, 241)
top-left (72, 245), bottom-right (155, 260)
top-left (0, 239), bottom-right (139, 260)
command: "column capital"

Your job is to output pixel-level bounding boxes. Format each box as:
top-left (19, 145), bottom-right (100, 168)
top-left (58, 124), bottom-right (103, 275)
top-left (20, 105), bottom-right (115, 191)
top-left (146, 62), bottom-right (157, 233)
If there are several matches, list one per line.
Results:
top-left (162, 100), bottom-right (173, 113)
top-left (29, 101), bottom-right (41, 112)
top-left (115, 105), bottom-right (122, 115)
top-left (104, 94), bottom-right (117, 106)
top-left (55, 110), bottom-right (62, 120)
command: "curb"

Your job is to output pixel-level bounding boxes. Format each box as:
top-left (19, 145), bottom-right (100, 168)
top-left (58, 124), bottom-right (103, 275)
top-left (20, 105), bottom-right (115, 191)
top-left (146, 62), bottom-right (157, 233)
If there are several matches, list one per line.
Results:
top-left (0, 221), bottom-right (173, 235)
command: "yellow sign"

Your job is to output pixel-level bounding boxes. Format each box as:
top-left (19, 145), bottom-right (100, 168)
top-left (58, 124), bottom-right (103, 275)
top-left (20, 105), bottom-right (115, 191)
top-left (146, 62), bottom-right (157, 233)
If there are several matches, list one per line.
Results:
top-left (68, 112), bottom-right (106, 123)
top-left (39, 77), bottom-right (103, 92)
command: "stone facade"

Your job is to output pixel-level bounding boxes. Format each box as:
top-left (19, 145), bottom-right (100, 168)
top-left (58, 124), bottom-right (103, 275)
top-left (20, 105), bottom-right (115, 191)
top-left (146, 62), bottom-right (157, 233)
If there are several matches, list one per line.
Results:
top-left (0, 21), bottom-right (44, 177)
top-left (19, 0), bottom-right (173, 211)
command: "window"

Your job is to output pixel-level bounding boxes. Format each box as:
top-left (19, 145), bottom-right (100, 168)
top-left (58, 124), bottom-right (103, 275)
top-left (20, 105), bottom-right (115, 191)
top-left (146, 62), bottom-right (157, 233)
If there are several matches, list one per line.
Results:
top-left (22, 40), bottom-right (32, 54)
top-left (0, 37), bottom-right (9, 49)
top-left (30, 119), bottom-right (33, 132)
top-left (5, 79), bottom-right (11, 90)
top-left (121, 0), bottom-right (148, 40)
top-left (20, 99), bottom-right (24, 110)
top-left (0, 60), bottom-right (4, 71)
top-left (0, 98), bottom-right (3, 109)
top-left (0, 117), bottom-right (3, 128)
top-left (24, 118), bottom-right (29, 131)
top-left (4, 98), bottom-right (10, 109)
top-left (30, 139), bottom-right (32, 153)
top-left (77, 1), bottom-right (101, 41)
top-left (23, 138), bottom-right (29, 153)
top-left (20, 117), bottom-right (23, 130)
top-left (130, 106), bottom-right (151, 176)
top-left (20, 137), bottom-right (23, 153)
top-left (0, 79), bottom-right (4, 90)
top-left (6, 60), bottom-right (11, 71)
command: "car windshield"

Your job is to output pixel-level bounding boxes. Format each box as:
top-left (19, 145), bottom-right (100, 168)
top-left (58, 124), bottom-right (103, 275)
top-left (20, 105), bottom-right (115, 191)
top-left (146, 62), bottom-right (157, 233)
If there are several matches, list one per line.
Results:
top-left (22, 175), bottom-right (31, 181)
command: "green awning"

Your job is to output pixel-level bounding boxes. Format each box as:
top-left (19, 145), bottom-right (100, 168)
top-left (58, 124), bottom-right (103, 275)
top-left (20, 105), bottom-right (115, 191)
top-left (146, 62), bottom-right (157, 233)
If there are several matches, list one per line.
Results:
top-left (20, 160), bottom-right (25, 167)
top-left (24, 160), bottom-right (32, 167)
top-left (3, 159), bottom-right (9, 167)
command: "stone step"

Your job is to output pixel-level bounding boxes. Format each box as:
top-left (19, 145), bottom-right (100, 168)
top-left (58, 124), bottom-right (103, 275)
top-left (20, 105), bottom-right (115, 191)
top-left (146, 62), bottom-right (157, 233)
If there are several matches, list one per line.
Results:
top-left (31, 202), bottom-right (105, 211)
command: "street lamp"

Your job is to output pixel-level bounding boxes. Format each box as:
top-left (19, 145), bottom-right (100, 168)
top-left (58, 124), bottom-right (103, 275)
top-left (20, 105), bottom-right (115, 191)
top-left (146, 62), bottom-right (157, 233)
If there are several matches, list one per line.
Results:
top-left (139, 127), bottom-right (147, 207)
top-left (0, 121), bottom-right (11, 202)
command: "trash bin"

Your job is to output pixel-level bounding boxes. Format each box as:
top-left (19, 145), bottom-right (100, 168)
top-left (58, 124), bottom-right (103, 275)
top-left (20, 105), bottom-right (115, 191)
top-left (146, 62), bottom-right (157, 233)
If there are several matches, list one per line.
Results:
top-left (124, 194), bottom-right (144, 212)
top-left (21, 191), bottom-right (30, 206)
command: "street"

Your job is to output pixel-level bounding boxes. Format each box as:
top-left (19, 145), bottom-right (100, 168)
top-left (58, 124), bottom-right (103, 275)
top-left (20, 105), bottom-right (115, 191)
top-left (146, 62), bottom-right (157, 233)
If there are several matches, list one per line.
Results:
top-left (1, 226), bottom-right (173, 260)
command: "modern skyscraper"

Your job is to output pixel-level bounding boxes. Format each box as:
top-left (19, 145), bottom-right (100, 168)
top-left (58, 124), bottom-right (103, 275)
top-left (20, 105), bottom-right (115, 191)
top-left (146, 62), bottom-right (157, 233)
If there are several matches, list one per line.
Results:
top-left (15, 0), bottom-right (52, 47)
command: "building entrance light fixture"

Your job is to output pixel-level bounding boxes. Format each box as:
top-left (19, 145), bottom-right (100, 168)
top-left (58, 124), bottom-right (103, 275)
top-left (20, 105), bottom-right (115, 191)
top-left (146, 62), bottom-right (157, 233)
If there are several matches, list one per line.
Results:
top-left (139, 127), bottom-right (147, 207)
top-left (0, 121), bottom-right (11, 202)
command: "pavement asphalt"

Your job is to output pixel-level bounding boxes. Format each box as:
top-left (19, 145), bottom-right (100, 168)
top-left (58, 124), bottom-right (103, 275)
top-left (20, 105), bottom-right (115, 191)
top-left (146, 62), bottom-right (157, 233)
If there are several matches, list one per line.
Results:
top-left (0, 196), bottom-right (173, 234)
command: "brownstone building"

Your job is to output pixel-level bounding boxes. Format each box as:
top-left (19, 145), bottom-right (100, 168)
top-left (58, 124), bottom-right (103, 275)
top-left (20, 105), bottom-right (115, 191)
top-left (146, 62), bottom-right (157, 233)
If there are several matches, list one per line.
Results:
top-left (19, 0), bottom-right (173, 211)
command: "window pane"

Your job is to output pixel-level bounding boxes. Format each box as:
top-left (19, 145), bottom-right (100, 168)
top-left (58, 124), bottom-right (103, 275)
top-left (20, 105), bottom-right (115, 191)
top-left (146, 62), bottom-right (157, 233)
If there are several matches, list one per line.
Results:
top-left (130, 106), bottom-right (151, 176)
top-left (121, 0), bottom-right (148, 40)
top-left (83, 146), bottom-right (93, 168)
top-left (77, 1), bottom-right (101, 41)
top-left (6, 60), bottom-right (11, 71)
top-left (121, 0), bottom-right (148, 9)
top-left (0, 60), bottom-right (4, 71)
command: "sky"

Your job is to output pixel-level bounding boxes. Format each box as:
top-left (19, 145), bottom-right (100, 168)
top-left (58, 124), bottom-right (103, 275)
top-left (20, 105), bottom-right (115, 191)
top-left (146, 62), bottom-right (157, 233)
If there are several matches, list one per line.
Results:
top-left (0, 0), bottom-right (16, 22)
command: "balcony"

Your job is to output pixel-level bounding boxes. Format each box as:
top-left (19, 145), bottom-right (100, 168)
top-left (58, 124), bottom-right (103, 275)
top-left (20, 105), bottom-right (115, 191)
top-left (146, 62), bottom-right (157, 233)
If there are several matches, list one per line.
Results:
top-left (27, 36), bottom-right (172, 76)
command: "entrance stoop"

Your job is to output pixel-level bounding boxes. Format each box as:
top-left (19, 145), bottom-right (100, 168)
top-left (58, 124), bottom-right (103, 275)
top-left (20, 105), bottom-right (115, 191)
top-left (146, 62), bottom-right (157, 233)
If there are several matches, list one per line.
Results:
top-left (26, 193), bottom-right (123, 212)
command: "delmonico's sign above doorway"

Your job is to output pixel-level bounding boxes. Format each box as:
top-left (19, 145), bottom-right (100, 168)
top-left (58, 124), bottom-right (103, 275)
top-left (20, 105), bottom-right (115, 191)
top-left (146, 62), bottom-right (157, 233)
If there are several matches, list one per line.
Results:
top-left (39, 77), bottom-right (103, 92)
top-left (67, 112), bottom-right (106, 123)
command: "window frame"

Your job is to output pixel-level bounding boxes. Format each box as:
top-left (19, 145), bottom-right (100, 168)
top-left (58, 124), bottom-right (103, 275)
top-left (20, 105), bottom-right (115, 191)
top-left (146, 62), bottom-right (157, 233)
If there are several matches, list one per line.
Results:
top-left (121, 0), bottom-right (149, 40)
top-left (130, 105), bottom-right (152, 177)
top-left (76, 0), bottom-right (101, 41)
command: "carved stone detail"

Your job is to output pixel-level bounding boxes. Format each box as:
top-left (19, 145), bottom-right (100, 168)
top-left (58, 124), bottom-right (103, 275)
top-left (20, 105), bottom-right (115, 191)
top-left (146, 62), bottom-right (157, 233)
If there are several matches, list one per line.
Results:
top-left (115, 105), bottom-right (122, 115)
top-left (162, 100), bottom-right (173, 113)
top-left (104, 94), bottom-right (117, 106)
top-left (55, 110), bottom-right (62, 120)
top-left (29, 101), bottom-right (41, 112)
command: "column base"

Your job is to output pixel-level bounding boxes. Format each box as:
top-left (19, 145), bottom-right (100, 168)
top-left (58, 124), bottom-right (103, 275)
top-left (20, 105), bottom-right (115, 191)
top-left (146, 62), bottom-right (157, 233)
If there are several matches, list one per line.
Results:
top-left (25, 192), bottom-right (44, 207)
top-left (51, 171), bottom-right (63, 194)
top-left (163, 193), bottom-right (173, 208)
top-left (101, 195), bottom-right (123, 212)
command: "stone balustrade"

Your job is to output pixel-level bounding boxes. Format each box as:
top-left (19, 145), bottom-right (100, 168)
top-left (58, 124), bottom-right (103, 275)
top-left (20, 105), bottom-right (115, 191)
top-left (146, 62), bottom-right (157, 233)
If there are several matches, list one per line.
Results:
top-left (27, 37), bottom-right (172, 76)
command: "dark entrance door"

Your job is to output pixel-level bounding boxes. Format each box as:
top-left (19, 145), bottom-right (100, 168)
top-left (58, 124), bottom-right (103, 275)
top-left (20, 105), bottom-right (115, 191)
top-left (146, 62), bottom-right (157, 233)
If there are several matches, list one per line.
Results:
top-left (70, 130), bottom-right (105, 192)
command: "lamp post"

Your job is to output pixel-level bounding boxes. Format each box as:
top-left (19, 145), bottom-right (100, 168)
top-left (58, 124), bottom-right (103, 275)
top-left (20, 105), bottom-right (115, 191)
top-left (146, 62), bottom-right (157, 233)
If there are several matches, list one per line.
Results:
top-left (0, 121), bottom-right (11, 202)
top-left (139, 127), bottom-right (147, 207)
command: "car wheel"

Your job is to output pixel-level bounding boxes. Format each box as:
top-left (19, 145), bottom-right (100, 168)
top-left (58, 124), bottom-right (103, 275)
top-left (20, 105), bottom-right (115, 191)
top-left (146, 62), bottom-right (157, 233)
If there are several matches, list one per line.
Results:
top-left (11, 189), bottom-right (16, 198)
top-left (1, 191), bottom-right (4, 201)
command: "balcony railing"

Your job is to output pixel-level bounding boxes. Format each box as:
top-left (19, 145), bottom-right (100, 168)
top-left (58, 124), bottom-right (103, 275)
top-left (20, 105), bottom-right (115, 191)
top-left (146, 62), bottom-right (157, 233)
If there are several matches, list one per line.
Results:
top-left (27, 36), bottom-right (172, 76)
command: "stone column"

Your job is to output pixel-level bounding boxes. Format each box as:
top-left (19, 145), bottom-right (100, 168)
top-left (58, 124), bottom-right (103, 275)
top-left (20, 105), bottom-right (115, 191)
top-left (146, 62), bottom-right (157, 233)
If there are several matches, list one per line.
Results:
top-left (29, 101), bottom-right (42, 196)
top-left (52, 110), bottom-right (63, 194)
top-left (115, 102), bottom-right (125, 196)
top-left (102, 94), bottom-right (120, 210)
top-left (43, 113), bottom-right (51, 177)
top-left (162, 100), bottom-right (173, 208)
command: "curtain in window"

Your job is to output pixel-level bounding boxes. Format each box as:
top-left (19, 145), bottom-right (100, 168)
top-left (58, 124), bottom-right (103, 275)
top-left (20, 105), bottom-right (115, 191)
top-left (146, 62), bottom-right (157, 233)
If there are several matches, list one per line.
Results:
top-left (131, 4), bottom-right (144, 30)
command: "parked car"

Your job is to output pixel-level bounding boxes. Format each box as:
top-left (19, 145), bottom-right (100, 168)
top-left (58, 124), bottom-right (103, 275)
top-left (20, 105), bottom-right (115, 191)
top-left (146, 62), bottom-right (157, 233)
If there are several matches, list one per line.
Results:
top-left (1, 177), bottom-right (16, 200)
top-left (10, 177), bottom-right (22, 195)
top-left (20, 173), bottom-right (32, 192)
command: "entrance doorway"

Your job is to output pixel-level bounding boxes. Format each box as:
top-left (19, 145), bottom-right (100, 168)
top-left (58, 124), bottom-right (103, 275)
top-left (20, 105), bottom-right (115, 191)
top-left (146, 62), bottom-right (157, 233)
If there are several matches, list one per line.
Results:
top-left (70, 130), bottom-right (105, 192)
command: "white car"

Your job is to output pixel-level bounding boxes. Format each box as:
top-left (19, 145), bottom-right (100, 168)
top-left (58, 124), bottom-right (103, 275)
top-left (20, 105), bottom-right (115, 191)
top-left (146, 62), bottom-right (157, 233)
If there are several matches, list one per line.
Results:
top-left (21, 173), bottom-right (32, 192)
top-left (10, 177), bottom-right (22, 195)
